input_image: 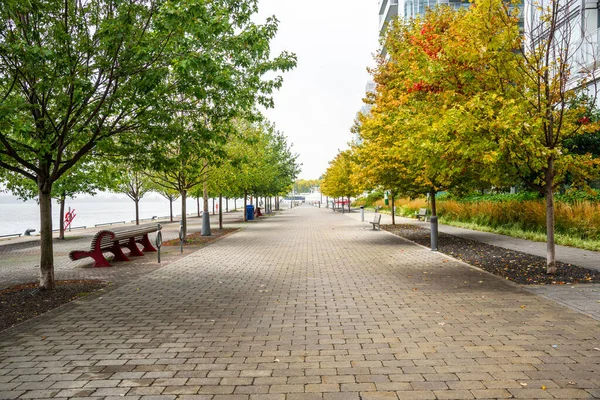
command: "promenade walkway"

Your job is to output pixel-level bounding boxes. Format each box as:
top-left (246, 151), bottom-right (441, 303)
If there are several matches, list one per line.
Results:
top-left (1, 205), bottom-right (599, 399)
top-left (344, 209), bottom-right (600, 321)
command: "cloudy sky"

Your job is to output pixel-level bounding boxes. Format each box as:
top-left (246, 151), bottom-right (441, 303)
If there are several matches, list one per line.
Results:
top-left (256, 1), bottom-right (380, 180)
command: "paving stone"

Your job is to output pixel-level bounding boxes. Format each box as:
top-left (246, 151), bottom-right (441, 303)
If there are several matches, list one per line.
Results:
top-left (360, 392), bottom-right (399, 399)
top-left (433, 389), bottom-right (475, 399)
top-left (249, 395), bottom-right (284, 400)
top-left (90, 387), bottom-right (130, 396)
top-left (286, 394), bottom-right (323, 400)
top-left (470, 388), bottom-right (513, 398)
top-left (394, 391), bottom-right (436, 400)
top-left (546, 388), bottom-right (597, 398)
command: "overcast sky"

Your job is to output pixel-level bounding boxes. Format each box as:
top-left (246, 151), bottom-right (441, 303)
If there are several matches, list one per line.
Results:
top-left (256, 1), bottom-right (380, 180)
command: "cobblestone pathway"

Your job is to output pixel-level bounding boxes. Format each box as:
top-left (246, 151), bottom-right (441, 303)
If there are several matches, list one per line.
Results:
top-left (1, 206), bottom-right (599, 399)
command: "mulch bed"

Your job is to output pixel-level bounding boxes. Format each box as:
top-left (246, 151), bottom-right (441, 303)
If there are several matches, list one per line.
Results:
top-left (163, 228), bottom-right (239, 246)
top-left (0, 280), bottom-right (108, 332)
top-left (382, 224), bottom-right (600, 285)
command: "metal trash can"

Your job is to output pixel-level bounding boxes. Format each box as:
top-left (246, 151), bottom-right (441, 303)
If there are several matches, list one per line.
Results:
top-left (246, 204), bottom-right (255, 220)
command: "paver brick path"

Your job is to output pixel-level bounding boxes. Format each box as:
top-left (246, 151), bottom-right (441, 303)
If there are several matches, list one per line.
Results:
top-left (1, 206), bottom-right (599, 400)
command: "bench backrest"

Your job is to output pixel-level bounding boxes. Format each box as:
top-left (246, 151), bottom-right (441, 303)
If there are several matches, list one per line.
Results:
top-left (111, 226), bottom-right (157, 241)
top-left (418, 208), bottom-right (428, 216)
top-left (91, 225), bottom-right (157, 249)
top-left (373, 213), bottom-right (381, 223)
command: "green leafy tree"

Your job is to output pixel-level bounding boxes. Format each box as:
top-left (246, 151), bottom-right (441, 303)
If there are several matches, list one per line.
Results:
top-left (156, 188), bottom-right (179, 222)
top-left (0, 0), bottom-right (175, 289)
top-left (108, 167), bottom-right (153, 226)
top-left (0, 0), bottom-right (295, 288)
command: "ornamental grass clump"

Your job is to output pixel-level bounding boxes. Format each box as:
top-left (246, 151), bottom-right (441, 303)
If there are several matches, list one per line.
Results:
top-left (372, 197), bottom-right (428, 216)
top-left (438, 199), bottom-right (600, 241)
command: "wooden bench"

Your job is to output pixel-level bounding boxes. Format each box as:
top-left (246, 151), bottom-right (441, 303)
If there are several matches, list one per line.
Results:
top-left (69, 224), bottom-right (158, 267)
top-left (415, 208), bottom-right (429, 221)
top-left (370, 213), bottom-right (382, 230)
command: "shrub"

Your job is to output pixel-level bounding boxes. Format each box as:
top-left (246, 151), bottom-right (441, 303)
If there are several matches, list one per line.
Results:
top-left (369, 197), bottom-right (428, 216)
top-left (556, 189), bottom-right (600, 203)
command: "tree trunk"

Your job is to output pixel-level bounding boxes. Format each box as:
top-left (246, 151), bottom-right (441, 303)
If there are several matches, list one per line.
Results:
top-left (234, 198), bottom-right (237, 211)
top-left (59, 194), bottom-right (65, 240)
top-left (212, 198), bottom-right (215, 215)
top-left (197, 197), bottom-right (200, 217)
top-left (430, 189), bottom-right (437, 216)
top-left (181, 190), bottom-right (187, 237)
top-left (244, 190), bottom-right (248, 221)
top-left (203, 180), bottom-right (209, 215)
top-left (38, 184), bottom-right (55, 290)
top-left (135, 199), bottom-right (140, 225)
top-left (169, 197), bottom-right (174, 222)
top-left (545, 157), bottom-right (557, 274)
top-left (226, 197), bottom-right (229, 213)
top-left (391, 190), bottom-right (396, 225)
top-left (347, 197), bottom-right (351, 213)
top-left (219, 194), bottom-right (223, 229)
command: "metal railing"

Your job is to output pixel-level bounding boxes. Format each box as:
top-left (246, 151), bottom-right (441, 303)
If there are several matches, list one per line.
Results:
top-left (94, 221), bottom-right (126, 227)
top-left (52, 226), bottom-right (86, 232)
top-left (0, 233), bottom-right (22, 238)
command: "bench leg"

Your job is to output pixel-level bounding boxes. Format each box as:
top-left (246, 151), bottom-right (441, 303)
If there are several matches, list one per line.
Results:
top-left (126, 238), bottom-right (145, 257)
top-left (138, 234), bottom-right (157, 252)
top-left (109, 242), bottom-right (130, 262)
top-left (70, 250), bottom-right (112, 268)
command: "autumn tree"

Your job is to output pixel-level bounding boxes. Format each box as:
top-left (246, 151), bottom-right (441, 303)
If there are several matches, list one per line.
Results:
top-left (443, 0), bottom-right (600, 272)
top-left (492, 0), bottom-right (600, 272)
top-left (356, 6), bottom-right (506, 222)
top-left (358, 0), bottom-right (599, 271)
top-left (321, 150), bottom-right (361, 212)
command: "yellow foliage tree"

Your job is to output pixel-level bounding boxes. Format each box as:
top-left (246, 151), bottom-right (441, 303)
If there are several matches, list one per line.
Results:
top-left (321, 150), bottom-right (362, 212)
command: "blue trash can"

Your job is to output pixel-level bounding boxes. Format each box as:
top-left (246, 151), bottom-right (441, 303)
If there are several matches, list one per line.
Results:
top-left (246, 204), bottom-right (254, 220)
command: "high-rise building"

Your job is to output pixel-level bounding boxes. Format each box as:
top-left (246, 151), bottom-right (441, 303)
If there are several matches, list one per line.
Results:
top-left (378, 0), bottom-right (472, 55)
top-left (354, 81), bottom-right (377, 145)
top-left (524, 0), bottom-right (598, 95)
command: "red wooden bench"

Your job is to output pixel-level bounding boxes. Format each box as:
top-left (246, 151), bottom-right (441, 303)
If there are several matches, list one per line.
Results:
top-left (69, 224), bottom-right (158, 267)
